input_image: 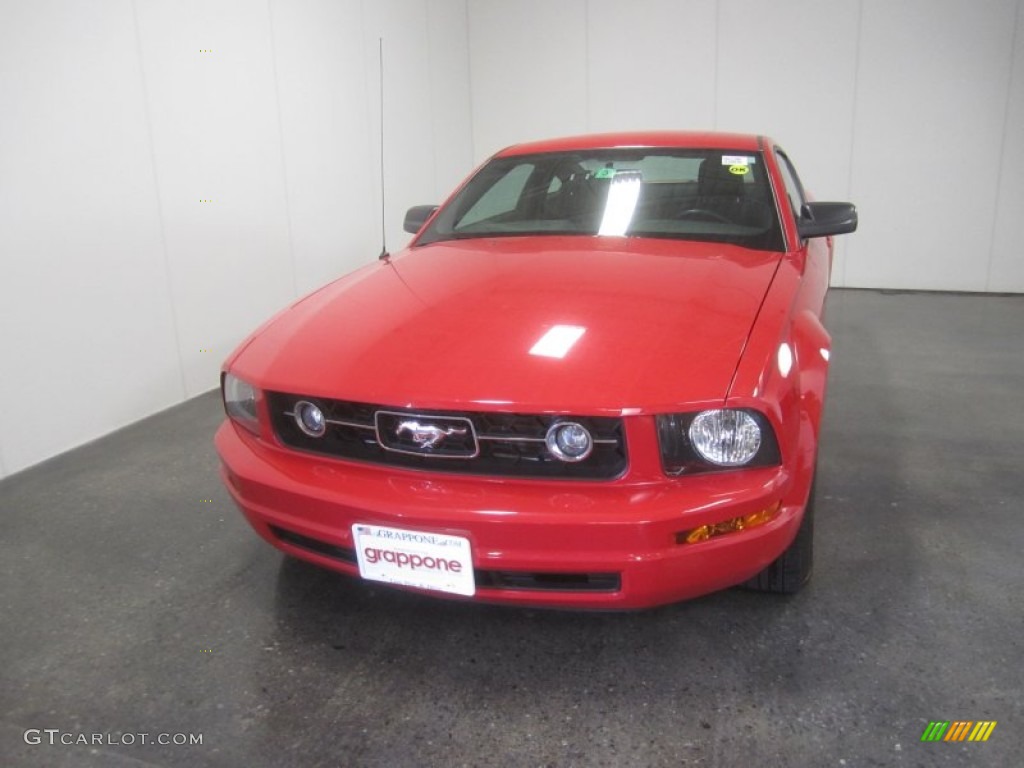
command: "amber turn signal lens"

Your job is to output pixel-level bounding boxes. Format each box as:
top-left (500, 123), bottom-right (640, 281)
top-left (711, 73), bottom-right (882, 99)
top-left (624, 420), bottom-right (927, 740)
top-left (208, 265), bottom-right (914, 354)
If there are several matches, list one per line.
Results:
top-left (678, 502), bottom-right (782, 545)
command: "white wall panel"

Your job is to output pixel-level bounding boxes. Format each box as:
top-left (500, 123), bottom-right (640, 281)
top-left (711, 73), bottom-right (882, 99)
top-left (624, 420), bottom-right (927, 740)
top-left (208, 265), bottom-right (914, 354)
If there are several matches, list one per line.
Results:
top-left (363, 0), bottom-right (435, 254)
top-left (587, 0), bottom-right (716, 133)
top-left (468, 0), bottom-right (588, 160)
top-left (464, 0), bottom-right (1024, 293)
top-left (0, 1), bottom-right (182, 477)
top-left (262, 0), bottom-right (472, 291)
top-left (134, 0), bottom-right (296, 397)
top-left (427, 0), bottom-right (475, 199)
top-left (717, 0), bottom-right (859, 286)
top-left (989, 2), bottom-right (1024, 292)
top-left (270, 0), bottom-right (378, 295)
top-left (363, 0), bottom-right (472, 253)
top-left (0, 0), bottom-right (473, 477)
top-left (846, 0), bottom-right (1017, 290)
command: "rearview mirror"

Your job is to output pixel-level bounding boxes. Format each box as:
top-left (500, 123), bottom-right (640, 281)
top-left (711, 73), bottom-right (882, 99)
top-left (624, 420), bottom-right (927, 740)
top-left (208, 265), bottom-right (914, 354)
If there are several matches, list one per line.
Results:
top-left (797, 202), bottom-right (858, 239)
top-left (404, 205), bottom-right (439, 234)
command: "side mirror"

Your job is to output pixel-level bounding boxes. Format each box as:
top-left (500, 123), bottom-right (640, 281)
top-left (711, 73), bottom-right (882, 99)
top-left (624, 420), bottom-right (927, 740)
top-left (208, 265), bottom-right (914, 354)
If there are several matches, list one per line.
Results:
top-left (403, 205), bottom-right (439, 234)
top-left (797, 202), bottom-right (858, 239)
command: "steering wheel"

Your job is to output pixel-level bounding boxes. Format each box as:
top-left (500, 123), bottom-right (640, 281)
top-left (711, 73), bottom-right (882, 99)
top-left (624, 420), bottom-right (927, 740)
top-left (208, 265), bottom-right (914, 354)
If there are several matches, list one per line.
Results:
top-left (677, 208), bottom-right (732, 224)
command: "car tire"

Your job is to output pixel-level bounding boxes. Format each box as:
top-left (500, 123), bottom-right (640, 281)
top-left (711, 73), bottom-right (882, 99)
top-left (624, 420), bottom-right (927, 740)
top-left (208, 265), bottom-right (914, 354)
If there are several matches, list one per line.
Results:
top-left (743, 475), bottom-right (815, 594)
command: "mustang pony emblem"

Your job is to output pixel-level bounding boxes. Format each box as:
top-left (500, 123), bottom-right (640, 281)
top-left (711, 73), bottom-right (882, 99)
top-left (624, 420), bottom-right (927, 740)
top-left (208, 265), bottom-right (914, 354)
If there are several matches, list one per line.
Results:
top-left (395, 420), bottom-right (467, 450)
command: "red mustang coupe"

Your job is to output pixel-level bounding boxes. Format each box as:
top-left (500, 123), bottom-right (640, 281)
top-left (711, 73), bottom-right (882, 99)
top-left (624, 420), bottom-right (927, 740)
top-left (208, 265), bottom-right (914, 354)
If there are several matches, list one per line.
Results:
top-left (216, 132), bottom-right (857, 609)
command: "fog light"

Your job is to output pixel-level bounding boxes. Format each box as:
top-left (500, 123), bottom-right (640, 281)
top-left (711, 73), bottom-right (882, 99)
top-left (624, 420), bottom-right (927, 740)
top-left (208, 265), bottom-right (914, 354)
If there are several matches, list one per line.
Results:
top-left (545, 421), bottom-right (593, 462)
top-left (678, 502), bottom-right (781, 544)
top-left (294, 400), bottom-right (326, 437)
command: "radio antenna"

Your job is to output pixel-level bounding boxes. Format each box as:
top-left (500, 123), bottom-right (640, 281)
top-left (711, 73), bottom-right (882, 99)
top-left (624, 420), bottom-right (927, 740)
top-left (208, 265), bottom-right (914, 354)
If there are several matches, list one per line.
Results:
top-left (377, 37), bottom-right (389, 260)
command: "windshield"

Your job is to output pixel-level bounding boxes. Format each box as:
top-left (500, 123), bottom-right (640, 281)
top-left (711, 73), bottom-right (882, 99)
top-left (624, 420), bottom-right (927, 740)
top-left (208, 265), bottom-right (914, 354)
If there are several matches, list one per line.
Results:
top-left (417, 148), bottom-right (785, 251)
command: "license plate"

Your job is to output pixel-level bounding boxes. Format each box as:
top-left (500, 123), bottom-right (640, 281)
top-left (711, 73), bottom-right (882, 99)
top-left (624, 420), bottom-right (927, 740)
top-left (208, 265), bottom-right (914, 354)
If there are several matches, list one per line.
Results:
top-left (352, 524), bottom-right (475, 597)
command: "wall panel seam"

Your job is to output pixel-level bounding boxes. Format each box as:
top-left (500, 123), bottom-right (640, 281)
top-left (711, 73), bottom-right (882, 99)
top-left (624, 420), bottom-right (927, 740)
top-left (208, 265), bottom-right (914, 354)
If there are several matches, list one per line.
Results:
top-left (130, 0), bottom-right (187, 399)
top-left (361, 0), bottom-right (385, 255)
top-left (584, 0), bottom-right (591, 130)
top-left (985, 0), bottom-right (1022, 291)
top-left (266, 0), bottom-right (299, 298)
top-left (842, 0), bottom-right (865, 288)
top-left (464, 0), bottom-right (477, 162)
top-left (426, 0), bottom-right (440, 200)
top-left (712, 0), bottom-right (720, 128)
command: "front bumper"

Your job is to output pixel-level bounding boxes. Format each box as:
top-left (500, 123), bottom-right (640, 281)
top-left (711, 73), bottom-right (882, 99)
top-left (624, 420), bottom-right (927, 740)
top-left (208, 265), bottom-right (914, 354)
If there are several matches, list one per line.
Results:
top-left (216, 419), bottom-right (812, 609)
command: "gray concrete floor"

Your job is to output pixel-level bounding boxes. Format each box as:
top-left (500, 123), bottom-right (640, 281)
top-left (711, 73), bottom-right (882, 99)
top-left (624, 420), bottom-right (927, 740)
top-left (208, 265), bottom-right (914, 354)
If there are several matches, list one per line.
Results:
top-left (1, 288), bottom-right (1022, 768)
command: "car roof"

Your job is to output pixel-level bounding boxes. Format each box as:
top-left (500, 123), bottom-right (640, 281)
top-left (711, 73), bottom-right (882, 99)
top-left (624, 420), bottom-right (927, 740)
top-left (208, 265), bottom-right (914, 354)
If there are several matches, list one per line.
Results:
top-left (497, 131), bottom-right (767, 157)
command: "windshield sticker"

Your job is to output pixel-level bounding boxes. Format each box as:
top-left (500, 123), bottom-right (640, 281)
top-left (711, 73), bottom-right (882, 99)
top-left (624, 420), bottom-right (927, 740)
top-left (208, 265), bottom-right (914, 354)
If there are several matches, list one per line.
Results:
top-left (594, 167), bottom-right (617, 179)
top-left (722, 155), bottom-right (755, 166)
top-left (728, 164), bottom-right (750, 176)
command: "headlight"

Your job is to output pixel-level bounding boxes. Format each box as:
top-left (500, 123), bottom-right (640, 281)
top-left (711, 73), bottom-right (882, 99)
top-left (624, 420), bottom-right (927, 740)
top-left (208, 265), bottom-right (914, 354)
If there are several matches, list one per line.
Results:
top-left (689, 409), bottom-right (761, 466)
top-left (656, 408), bottom-right (779, 474)
top-left (222, 372), bottom-right (260, 435)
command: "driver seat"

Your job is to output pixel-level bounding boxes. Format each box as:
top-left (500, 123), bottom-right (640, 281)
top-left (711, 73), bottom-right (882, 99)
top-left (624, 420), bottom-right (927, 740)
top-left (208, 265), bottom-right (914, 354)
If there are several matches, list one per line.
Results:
top-left (693, 158), bottom-right (746, 222)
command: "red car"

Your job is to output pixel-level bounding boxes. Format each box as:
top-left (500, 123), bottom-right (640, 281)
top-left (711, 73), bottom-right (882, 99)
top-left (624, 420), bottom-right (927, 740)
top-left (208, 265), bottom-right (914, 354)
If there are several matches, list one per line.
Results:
top-left (216, 132), bottom-right (857, 609)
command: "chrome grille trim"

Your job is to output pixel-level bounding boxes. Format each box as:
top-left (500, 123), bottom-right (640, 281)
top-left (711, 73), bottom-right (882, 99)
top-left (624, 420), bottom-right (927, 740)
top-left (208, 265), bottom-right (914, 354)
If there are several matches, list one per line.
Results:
top-left (288, 411), bottom-right (618, 444)
top-left (267, 392), bottom-right (628, 480)
top-left (476, 434), bottom-right (617, 444)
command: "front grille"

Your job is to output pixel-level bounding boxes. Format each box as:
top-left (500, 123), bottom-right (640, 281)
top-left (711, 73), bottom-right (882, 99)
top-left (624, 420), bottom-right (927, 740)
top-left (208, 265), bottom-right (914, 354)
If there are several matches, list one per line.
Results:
top-left (266, 392), bottom-right (627, 480)
top-left (270, 526), bottom-right (621, 593)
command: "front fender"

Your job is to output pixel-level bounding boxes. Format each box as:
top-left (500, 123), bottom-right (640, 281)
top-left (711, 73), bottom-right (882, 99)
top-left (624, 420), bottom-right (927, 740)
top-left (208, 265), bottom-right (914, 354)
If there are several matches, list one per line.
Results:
top-left (790, 308), bottom-right (831, 437)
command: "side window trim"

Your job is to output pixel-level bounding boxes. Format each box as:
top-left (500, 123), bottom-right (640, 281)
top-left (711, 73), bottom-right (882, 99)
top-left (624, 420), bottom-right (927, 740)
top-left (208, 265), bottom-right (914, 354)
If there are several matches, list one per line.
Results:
top-left (774, 148), bottom-right (807, 220)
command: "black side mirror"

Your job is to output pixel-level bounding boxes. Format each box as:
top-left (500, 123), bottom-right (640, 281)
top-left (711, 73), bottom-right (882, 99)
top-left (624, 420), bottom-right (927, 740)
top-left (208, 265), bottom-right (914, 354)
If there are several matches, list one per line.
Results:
top-left (797, 202), bottom-right (858, 239)
top-left (404, 205), bottom-right (439, 234)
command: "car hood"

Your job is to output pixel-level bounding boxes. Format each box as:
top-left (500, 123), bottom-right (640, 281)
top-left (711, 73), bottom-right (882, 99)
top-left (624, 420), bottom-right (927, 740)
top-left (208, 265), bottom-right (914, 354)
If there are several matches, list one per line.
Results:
top-left (232, 236), bottom-right (782, 414)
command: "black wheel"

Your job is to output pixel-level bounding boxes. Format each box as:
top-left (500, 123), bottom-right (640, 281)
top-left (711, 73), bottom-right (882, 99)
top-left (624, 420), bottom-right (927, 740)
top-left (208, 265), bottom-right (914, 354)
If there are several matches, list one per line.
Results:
top-left (743, 476), bottom-right (815, 593)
